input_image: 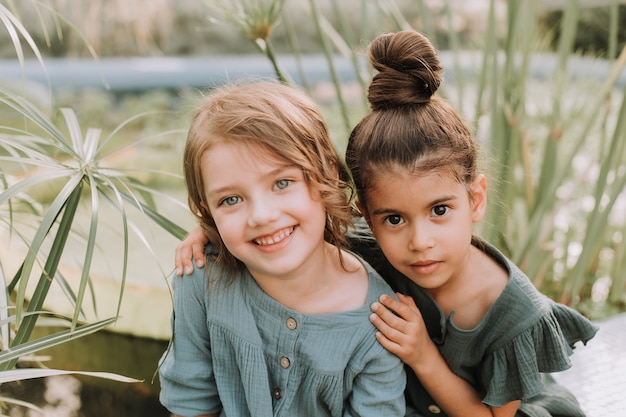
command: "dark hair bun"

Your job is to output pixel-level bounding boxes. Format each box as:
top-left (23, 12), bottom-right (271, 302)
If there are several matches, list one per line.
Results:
top-left (367, 30), bottom-right (442, 110)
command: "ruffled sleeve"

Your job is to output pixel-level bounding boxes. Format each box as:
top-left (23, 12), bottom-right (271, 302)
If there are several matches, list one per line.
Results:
top-left (473, 252), bottom-right (598, 407)
top-left (552, 302), bottom-right (599, 348)
top-left (480, 301), bottom-right (597, 406)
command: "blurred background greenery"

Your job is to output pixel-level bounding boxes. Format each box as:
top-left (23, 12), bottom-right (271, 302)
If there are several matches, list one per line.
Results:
top-left (1, 0), bottom-right (626, 415)
top-left (3, 0), bottom-right (626, 58)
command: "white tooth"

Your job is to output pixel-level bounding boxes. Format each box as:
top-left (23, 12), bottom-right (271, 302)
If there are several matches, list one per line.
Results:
top-left (255, 227), bottom-right (292, 246)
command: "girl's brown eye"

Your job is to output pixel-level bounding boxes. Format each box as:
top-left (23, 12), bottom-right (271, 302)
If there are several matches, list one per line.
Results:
top-left (432, 205), bottom-right (449, 216)
top-left (384, 215), bottom-right (404, 226)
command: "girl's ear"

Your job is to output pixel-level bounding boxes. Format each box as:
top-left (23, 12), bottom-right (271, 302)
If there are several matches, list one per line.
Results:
top-left (470, 174), bottom-right (488, 223)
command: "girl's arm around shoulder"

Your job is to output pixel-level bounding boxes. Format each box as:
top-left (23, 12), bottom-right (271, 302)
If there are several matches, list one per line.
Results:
top-left (370, 294), bottom-right (520, 417)
top-left (175, 227), bottom-right (209, 276)
top-left (414, 341), bottom-right (520, 417)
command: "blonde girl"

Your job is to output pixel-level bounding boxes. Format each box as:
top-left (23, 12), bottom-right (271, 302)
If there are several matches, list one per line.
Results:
top-left (159, 81), bottom-right (406, 417)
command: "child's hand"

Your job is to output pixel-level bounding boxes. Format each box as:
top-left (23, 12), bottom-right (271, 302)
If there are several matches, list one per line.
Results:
top-left (369, 292), bottom-right (431, 369)
top-left (175, 226), bottom-right (209, 276)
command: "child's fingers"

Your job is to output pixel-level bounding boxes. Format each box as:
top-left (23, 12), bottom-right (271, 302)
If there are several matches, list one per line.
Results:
top-left (175, 228), bottom-right (208, 276)
top-left (396, 292), bottom-right (419, 309)
top-left (378, 293), bottom-right (423, 323)
top-left (192, 242), bottom-right (205, 268)
top-left (374, 329), bottom-right (403, 356)
top-left (174, 243), bottom-right (193, 276)
top-left (370, 302), bottom-right (409, 341)
top-left (370, 302), bottom-right (418, 358)
top-left (369, 309), bottom-right (405, 354)
top-left (175, 241), bottom-right (203, 276)
top-left (371, 293), bottom-right (429, 364)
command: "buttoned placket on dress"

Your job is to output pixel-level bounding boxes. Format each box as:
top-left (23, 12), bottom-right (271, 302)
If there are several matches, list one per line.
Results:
top-left (271, 315), bottom-right (300, 414)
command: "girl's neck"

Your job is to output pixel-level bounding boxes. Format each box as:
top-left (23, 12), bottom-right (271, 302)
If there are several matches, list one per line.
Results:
top-left (428, 245), bottom-right (508, 330)
top-left (252, 243), bottom-right (368, 314)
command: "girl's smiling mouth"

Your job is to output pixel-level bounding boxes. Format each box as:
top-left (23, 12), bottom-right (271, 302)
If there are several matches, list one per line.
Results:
top-left (253, 226), bottom-right (295, 246)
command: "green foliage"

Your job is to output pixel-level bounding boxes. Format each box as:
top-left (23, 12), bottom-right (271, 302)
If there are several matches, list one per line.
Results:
top-left (542, 4), bottom-right (626, 58)
top-left (205, 0), bottom-right (293, 84)
top-left (0, 85), bottom-right (188, 368)
top-left (0, 1), bottom-right (189, 398)
top-left (475, 0), bottom-right (626, 318)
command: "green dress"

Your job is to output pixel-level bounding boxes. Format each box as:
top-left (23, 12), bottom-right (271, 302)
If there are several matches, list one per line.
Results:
top-left (349, 226), bottom-right (598, 417)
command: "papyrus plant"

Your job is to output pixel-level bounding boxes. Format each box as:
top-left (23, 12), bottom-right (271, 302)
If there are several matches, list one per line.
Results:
top-left (0, 1), bottom-right (187, 379)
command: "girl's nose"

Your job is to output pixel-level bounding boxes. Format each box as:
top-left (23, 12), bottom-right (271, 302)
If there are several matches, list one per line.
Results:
top-left (247, 197), bottom-right (280, 228)
top-left (408, 221), bottom-right (434, 251)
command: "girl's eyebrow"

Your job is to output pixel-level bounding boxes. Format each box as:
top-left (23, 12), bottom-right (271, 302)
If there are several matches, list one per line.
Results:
top-left (264, 165), bottom-right (299, 178)
top-left (371, 207), bottom-right (400, 216)
top-left (371, 195), bottom-right (458, 216)
top-left (206, 184), bottom-right (234, 198)
top-left (430, 195), bottom-right (457, 206)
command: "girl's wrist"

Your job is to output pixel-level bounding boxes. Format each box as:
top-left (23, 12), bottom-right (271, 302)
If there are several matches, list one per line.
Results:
top-left (408, 340), bottom-right (442, 377)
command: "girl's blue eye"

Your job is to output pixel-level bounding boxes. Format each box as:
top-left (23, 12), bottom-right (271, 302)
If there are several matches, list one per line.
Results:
top-left (222, 196), bottom-right (241, 206)
top-left (432, 205), bottom-right (449, 217)
top-left (275, 179), bottom-right (291, 190)
top-left (384, 215), bottom-right (404, 226)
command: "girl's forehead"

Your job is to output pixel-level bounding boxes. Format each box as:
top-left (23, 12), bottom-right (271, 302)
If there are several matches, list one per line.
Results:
top-left (369, 163), bottom-right (456, 181)
top-left (366, 168), bottom-right (466, 198)
top-left (365, 170), bottom-right (470, 208)
top-left (202, 140), bottom-right (294, 171)
top-left (206, 140), bottom-right (277, 160)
